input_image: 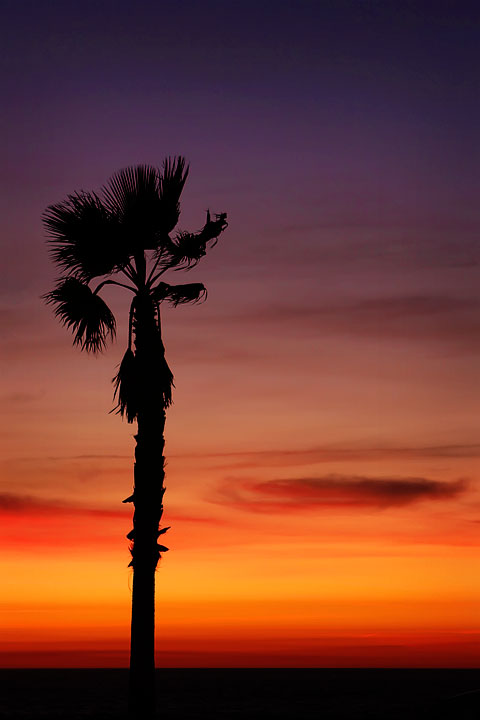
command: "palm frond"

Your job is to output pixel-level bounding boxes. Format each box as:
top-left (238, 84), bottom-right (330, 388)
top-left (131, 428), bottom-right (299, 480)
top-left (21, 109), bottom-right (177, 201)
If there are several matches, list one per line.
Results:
top-left (43, 192), bottom-right (129, 280)
top-left (161, 210), bottom-right (228, 270)
top-left (147, 323), bottom-right (175, 408)
top-left (151, 282), bottom-right (207, 307)
top-left (158, 156), bottom-right (189, 235)
top-left (157, 353), bottom-right (174, 408)
top-left (150, 282), bottom-right (169, 302)
top-left (102, 165), bottom-right (164, 251)
top-left (166, 230), bottom-right (208, 268)
top-left (200, 211), bottom-right (228, 244)
top-left (112, 339), bottom-right (175, 421)
top-left (44, 277), bottom-right (116, 353)
top-left (112, 348), bottom-right (138, 423)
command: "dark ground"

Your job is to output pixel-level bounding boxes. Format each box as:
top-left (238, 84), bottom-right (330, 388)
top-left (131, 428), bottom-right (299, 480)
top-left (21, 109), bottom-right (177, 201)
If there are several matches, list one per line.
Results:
top-left (0, 669), bottom-right (479, 719)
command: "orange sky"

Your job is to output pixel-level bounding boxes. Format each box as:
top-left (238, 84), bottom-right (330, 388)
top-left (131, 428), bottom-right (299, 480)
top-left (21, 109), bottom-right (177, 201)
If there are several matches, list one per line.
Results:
top-left (1, 297), bottom-right (479, 666)
top-left (1, 2), bottom-right (480, 668)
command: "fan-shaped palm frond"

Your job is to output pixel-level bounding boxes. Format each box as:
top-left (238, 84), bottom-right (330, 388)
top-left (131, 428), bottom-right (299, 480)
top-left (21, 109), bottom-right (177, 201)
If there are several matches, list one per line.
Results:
top-left (158, 156), bottom-right (189, 235)
top-left (43, 192), bottom-right (129, 280)
top-left (102, 165), bottom-right (164, 251)
top-left (44, 277), bottom-right (116, 353)
top-left (161, 210), bottom-right (228, 270)
top-left (165, 230), bottom-right (208, 268)
top-left (151, 282), bottom-right (207, 307)
top-left (112, 348), bottom-right (138, 423)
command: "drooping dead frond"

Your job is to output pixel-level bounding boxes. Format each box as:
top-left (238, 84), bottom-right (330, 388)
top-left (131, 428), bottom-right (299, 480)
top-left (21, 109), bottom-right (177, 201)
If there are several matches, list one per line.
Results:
top-left (157, 353), bottom-right (174, 408)
top-left (112, 338), bottom-right (174, 421)
top-left (44, 277), bottom-right (116, 353)
top-left (102, 165), bottom-right (163, 251)
top-left (161, 210), bottom-right (228, 270)
top-left (43, 192), bottom-right (128, 280)
top-left (112, 348), bottom-right (138, 423)
top-left (147, 331), bottom-right (175, 409)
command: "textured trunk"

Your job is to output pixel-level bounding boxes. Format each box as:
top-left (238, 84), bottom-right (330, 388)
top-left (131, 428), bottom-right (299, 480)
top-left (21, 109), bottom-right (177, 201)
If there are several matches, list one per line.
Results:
top-left (128, 293), bottom-right (168, 718)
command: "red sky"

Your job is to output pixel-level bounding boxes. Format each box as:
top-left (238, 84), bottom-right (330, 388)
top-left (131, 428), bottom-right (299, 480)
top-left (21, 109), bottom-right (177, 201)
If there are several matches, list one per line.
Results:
top-left (1, 1), bottom-right (479, 667)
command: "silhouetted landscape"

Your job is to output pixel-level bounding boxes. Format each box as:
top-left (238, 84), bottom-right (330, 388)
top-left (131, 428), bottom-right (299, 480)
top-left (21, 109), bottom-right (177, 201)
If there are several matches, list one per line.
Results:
top-left (0, 669), bottom-right (479, 719)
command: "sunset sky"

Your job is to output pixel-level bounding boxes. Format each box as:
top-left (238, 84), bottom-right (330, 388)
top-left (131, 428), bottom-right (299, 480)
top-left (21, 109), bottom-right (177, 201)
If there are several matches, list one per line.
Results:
top-left (1, 1), bottom-right (479, 668)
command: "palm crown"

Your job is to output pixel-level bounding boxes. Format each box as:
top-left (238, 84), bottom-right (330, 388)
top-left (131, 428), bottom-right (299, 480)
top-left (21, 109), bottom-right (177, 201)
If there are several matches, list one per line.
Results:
top-left (43, 157), bottom-right (228, 422)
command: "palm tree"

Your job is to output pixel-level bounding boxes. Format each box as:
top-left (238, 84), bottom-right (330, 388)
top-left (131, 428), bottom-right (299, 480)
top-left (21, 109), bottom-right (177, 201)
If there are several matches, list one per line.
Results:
top-left (43, 159), bottom-right (227, 718)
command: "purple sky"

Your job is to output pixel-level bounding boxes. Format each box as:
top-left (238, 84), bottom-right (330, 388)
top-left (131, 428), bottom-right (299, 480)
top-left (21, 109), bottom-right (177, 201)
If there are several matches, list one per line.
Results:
top-left (2, 0), bottom-right (479, 293)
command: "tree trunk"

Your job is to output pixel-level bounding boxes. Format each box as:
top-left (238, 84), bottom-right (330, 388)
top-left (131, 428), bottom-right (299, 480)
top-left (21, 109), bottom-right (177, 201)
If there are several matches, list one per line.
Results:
top-left (128, 294), bottom-right (169, 718)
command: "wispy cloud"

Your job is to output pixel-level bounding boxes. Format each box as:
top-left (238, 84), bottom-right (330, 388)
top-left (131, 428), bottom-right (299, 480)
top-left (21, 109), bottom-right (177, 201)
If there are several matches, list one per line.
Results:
top-left (0, 391), bottom-right (45, 406)
top-left (0, 492), bottom-right (223, 526)
top-left (0, 492), bottom-right (126, 517)
top-left (215, 294), bottom-right (480, 350)
top-left (213, 475), bottom-right (468, 513)
top-left (263, 222), bottom-right (479, 270)
top-left (195, 443), bottom-right (480, 470)
top-left (7, 442), bottom-right (478, 471)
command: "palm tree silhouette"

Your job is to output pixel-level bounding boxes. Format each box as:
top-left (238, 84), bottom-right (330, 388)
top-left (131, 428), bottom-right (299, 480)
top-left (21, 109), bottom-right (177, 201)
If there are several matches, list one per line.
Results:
top-left (43, 159), bottom-right (228, 718)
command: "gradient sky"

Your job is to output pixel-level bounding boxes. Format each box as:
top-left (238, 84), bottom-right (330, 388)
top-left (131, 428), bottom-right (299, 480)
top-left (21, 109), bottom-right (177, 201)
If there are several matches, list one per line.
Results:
top-left (1, 0), bottom-right (479, 668)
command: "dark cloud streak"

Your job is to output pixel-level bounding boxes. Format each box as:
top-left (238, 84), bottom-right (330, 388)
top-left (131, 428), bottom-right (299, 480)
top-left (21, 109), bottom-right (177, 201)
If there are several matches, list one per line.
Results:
top-left (214, 475), bottom-right (468, 513)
